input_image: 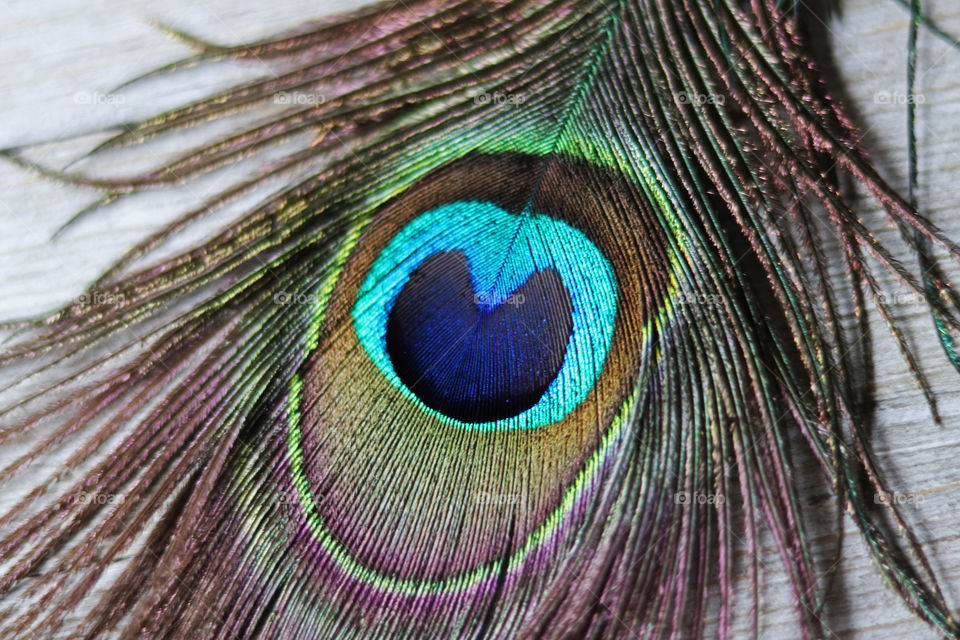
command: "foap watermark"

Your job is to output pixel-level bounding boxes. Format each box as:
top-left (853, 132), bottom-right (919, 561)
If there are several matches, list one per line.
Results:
top-left (273, 91), bottom-right (327, 107)
top-left (71, 491), bottom-right (125, 506)
top-left (274, 291), bottom-right (319, 305)
top-left (474, 291), bottom-right (526, 307)
top-left (474, 491), bottom-right (523, 506)
top-left (675, 291), bottom-right (722, 307)
top-left (675, 491), bottom-right (725, 505)
top-left (874, 291), bottom-right (926, 308)
top-left (77, 291), bottom-right (126, 307)
top-left (73, 91), bottom-right (126, 107)
top-left (674, 92), bottom-right (725, 106)
top-left (473, 91), bottom-right (526, 106)
top-left (874, 90), bottom-right (926, 105)
top-left (874, 491), bottom-right (924, 507)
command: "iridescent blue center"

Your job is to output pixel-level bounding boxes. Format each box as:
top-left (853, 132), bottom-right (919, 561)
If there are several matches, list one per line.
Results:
top-left (353, 201), bottom-right (617, 431)
top-left (386, 250), bottom-right (573, 421)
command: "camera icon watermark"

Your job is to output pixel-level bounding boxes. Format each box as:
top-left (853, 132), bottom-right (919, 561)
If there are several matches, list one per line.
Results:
top-left (874, 291), bottom-right (926, 308)
top-left (273, 91), bottom-right (326, 106)
top-left (77, 291), bottom-right (126, 307)
top-left (874, 491), bottom-right (924, 506)
top-left (73, 91), bottom-right (125, 107)
top-left (874, 90), bottom-right (925, 105)
top-left (675, 491), bottom-right (725, 505)
top-left (674, 92), bottom-right (725, 106)
top-left (71, 491), bottom-right (125, 506)
top-left (675, 291), bottom-right (722, 307)
top-left (273, 292), bottom-right (318, 305)
top-left (473, 91), bottom-right (526, 106)
top-left (473, 291), bottom-right (525, 307)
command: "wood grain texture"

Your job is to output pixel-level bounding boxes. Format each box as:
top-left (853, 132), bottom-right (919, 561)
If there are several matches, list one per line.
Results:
top-left (0, 0), bottom-right (958, 637)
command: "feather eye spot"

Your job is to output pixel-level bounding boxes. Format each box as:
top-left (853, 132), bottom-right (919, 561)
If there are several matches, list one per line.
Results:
top-left (356, 201), bottom-right (617, 429)
top-left (284, 154), bottom-right (666, 587)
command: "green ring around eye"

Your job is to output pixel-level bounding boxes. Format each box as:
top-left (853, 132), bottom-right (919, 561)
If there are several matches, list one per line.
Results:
top-left (278, 151), bottom-right (684, 595)
top-left (351, 201), bottom-right (618, 431)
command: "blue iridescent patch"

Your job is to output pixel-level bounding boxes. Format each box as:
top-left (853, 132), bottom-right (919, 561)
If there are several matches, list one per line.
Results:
top-left (353, 201), bottom-right (617, 431)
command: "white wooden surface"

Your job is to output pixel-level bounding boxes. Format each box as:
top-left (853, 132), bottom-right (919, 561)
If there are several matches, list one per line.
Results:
top-left (0, 0), bottom-right (959, 637)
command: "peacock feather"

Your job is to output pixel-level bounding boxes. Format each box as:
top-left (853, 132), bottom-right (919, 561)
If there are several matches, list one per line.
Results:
top-left (1, 0), bottom-right (959, 638)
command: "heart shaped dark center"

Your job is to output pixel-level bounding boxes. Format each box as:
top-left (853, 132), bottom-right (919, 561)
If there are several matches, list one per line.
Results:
top-left (386, 250), bottom-right (574, 422)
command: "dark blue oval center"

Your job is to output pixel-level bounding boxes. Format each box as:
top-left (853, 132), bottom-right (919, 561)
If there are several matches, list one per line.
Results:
top-left (385, 250), bottom-right (574, 422)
